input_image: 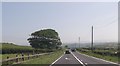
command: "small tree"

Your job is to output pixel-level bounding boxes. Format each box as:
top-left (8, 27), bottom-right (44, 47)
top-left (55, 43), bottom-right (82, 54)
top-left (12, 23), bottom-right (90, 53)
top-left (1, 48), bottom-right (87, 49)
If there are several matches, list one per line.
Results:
top-left (27, 29), bottom-right (62, 49)
top-left (65, 45), bottom-right (68, 48)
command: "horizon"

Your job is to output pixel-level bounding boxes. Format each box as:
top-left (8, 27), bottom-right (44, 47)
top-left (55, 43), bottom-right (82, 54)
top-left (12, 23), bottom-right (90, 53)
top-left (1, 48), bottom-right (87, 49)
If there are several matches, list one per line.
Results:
top-left (1, 41), bottom-right (118, 46)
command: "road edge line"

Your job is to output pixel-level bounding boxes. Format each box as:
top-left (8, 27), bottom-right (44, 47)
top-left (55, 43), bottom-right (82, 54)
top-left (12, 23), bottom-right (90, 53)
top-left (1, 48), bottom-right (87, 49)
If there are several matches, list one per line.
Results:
top-left (71, 51), bottom-right (86, 66)
top-left (49, 54), bottom-right (64, 66)
top-left (77, 51), bottom-right (119, 65)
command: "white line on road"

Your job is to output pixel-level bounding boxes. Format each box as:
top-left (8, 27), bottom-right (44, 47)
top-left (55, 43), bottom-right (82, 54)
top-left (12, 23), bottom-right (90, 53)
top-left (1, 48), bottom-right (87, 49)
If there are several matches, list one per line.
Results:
top-left (70, 51), bottom-right (86, 66)
top-left (49, 54), bottom-right (64, 66)
top-left (76, 51), bottom-right (119, 65)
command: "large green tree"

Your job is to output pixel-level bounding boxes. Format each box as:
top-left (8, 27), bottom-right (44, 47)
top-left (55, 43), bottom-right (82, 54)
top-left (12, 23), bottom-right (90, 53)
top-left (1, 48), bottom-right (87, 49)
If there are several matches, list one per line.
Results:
top-left (27, 29), bottom-right (62, 49)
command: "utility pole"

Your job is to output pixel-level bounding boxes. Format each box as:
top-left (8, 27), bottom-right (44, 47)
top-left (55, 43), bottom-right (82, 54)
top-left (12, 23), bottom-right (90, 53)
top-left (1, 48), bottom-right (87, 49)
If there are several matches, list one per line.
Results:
top-left (91, 26), bottom-right (94, 52)
top-left (75, 43), bottom-right (77, 49)
top-left (79, 37), bottom-right (80, 48)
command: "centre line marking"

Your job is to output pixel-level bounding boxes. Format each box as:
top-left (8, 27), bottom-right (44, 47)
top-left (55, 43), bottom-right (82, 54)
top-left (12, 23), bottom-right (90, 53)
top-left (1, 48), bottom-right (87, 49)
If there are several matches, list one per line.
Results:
top-left (70, 51), bottom-right (86, 66)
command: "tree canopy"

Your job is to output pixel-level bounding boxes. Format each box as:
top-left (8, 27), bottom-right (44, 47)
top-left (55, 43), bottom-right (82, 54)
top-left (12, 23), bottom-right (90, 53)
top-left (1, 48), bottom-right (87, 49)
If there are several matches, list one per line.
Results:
top-left (27, 29), bottom-right (62, 49)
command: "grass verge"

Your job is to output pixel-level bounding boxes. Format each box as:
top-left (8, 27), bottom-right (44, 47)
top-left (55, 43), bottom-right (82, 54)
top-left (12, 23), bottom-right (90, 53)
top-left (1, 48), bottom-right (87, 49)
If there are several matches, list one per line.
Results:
top-left (22, 50), bottom-right (64, 64)
top-left (1, 53), bottom-right (36, 60)
top-left (78, 51), bottom-right (118, 63)
top-left (1, 54), bottom-right (16, 60)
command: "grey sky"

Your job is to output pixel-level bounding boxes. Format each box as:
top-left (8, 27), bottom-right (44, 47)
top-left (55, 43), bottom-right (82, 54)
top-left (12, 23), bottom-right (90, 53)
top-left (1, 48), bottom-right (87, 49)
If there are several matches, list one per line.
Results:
top-left (0, 2), bottom-right (2, 42)
top-left (1, 2), bottom-right (118, 46)
top-left (1, 0), bottom-right (119, 2)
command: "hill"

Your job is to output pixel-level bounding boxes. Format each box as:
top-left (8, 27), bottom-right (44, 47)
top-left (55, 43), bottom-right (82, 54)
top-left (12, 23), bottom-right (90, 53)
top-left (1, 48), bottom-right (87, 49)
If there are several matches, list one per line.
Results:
top-left (0, 43), bottom-right (34, 54)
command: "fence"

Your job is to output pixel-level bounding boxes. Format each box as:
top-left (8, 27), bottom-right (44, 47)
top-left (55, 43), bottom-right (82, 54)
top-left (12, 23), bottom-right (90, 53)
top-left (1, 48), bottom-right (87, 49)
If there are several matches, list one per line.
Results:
top-left (1, 53), bottom-right (50, 66)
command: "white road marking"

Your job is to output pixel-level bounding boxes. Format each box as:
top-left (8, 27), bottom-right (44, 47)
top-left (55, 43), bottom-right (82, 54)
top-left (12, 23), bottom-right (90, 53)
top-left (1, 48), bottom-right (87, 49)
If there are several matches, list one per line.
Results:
top-left (77, 51), bottom-right (119, 65)
top-left (65, 57), bottom-right (71, 60)
top-left (70, 51), bottom-right (86, 66)
top-left (65, 58), bottom-right (68, 60)
top-left (85, 62), bottom-right (88, 65)
top-left (50, 54), bottom-right (64, 66)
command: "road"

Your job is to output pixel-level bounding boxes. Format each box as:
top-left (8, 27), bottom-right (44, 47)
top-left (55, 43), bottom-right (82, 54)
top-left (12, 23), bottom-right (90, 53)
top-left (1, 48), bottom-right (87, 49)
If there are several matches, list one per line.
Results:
top-left (50, 50), bottom-right (119, 66)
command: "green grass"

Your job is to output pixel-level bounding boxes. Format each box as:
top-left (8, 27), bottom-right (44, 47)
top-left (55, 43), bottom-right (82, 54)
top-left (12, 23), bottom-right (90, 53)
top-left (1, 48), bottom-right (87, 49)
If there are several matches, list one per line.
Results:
top-left (0, 54), bottom-right (2, 60)
top-left (22, 50), bottom-right (64, 64)
top-left (1, 54), bottom-right (16, 60)
top-left (1, 43), bottom-right (33, 51)
top-left (1, 43), bottom-right (57, 54)
top-left (1, 43), bottom-right (34, 54)
top-left (78, 50), bottom-right (118, 63)
top-left (1, 53), bottom-right (34, 60)
top-left (1, 43), bottom-right (35, 60)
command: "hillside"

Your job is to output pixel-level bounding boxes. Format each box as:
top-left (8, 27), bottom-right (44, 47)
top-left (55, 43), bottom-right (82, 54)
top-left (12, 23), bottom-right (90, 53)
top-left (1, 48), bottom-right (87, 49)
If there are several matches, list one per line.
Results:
top-left (0, 43), bottom-right (34, 54)
top-left (1, 43), bottom-right (33, 49)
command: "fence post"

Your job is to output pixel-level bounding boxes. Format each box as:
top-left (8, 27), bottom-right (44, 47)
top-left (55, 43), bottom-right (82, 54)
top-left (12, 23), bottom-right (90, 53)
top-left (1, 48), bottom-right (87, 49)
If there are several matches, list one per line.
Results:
top-left (28, 53), bottom-right (29, 60)
top-left (7, 56), bottom-right (9, 65)
top-left (36, 54), bottom-right (38, 58)
top-left (16, 54), bottom-right (18, 63)
top-left (21, 53), bottom-right (24, 61)
top-left (32, 50), bottom-right (34, 55)
top-left (32, 51), bottom-right (34, 58)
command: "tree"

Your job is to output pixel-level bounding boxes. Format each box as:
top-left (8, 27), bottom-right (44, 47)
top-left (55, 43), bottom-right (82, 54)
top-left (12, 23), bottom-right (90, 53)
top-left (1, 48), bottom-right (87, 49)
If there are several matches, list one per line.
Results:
top-left (27, 29), bottom-right (62, 49)
top-left (65, 45), bottom-right (68, 48)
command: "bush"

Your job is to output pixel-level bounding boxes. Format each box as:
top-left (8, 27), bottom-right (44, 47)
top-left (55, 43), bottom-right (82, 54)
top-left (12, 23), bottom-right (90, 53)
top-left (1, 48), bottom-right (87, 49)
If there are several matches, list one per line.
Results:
top-left (1, 43), bottom-right (54, 54)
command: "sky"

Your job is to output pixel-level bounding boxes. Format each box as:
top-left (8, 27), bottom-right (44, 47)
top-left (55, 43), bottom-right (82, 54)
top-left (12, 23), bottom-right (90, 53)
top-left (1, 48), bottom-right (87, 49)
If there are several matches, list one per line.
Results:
top-left (1, 0), bottom-right (119, 2)
top-left (1, 2), bottom-right (118, 46)
top-left (0, 2), bottom-right (2, 42)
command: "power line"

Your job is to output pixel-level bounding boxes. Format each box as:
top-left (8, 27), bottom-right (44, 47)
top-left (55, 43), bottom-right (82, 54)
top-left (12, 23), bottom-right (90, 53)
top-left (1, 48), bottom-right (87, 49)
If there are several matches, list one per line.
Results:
top-left (94, 18), bottom-right (117, 29)
top-left (91, 18), bottom-right (117, 45)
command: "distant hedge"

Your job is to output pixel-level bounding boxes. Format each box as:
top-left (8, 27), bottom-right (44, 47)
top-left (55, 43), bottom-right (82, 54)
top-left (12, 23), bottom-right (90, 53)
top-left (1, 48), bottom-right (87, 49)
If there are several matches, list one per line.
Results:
top-left (93, 50), bottom-right (118, 56)
top-left (77, 48), bottom-right (118, 57)
top-left (1, 43), bottom-right (53, 54)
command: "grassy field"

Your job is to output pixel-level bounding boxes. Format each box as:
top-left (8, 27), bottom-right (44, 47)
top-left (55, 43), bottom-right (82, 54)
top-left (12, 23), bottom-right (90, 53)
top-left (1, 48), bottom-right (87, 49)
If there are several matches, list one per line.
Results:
top-left (1, 43), bottom-right (34, 54)
top-left (0, 43), bottom-right (33, 60)
top-left (1, 53), bottom-right (35, 60)
top-left (78, 50), bottom-right (118, 63)
top-left (1, 43), bottom-right (33, 49)
top-left (1, 54), bottom-right (16, 60)
top-left (0, 54), bottom-right (2, 60)
top-left (1, 43), bottom-right (56, 60)
top-left (22, 50), bottom-right (64, 64)
top-left (1, 43), bottom-right (65, 66)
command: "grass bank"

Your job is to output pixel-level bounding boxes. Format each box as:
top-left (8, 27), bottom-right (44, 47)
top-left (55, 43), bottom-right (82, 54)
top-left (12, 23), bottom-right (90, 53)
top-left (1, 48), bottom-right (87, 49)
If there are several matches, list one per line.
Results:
top-left (22, 49), bottom-right (64, 64)
top-left (78, 50), bottom-right (118, 63)
top-left (1, 53), bottom-right (35, 60)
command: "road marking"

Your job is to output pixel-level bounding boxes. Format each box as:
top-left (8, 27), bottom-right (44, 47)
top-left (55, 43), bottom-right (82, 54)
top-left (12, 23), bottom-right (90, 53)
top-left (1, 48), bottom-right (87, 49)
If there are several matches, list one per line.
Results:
top-left (65, 57), bottom-right (71, 60)
top-left (85, 62), bottom-right (88, 65)
top-left (70, 51), bottom-right (86, 66)
top-left (49, 54), bottom-right (64, 66)
top-left (76, 51), bottom-right (119, 65)
top-left (65, 58), bottom-right (68, 60)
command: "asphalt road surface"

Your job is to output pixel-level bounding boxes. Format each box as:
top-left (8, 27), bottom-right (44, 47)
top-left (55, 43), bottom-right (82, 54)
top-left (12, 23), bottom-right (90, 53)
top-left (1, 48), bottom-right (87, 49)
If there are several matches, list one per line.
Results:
top-left (50, 50), bottom-right (119, 66)
top-left (73, 51), bottom-right (119, 66)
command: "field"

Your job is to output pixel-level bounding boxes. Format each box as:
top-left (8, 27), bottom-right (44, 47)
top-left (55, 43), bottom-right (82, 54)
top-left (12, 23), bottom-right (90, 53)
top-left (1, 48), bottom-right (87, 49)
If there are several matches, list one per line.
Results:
top-left (1, 43), bottom-right (55, 60)
top-left (1, 53), bottom-right (36, 60)
top-left (0, 43), bottom-right (34, 60)
top-left (1, 43), bottom-right (65, 66)
top-left (1, 43), bottom-right (34, 54)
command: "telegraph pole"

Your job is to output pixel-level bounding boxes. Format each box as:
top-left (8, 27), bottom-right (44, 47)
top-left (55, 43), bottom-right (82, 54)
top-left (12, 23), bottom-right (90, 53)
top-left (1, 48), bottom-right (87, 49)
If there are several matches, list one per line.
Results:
top-left (91, 26), bottom-right (94, 52)
top-left (79, 37), bottom-right (80, 48)
top-left (75, 43), bottom-right (77, 49)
